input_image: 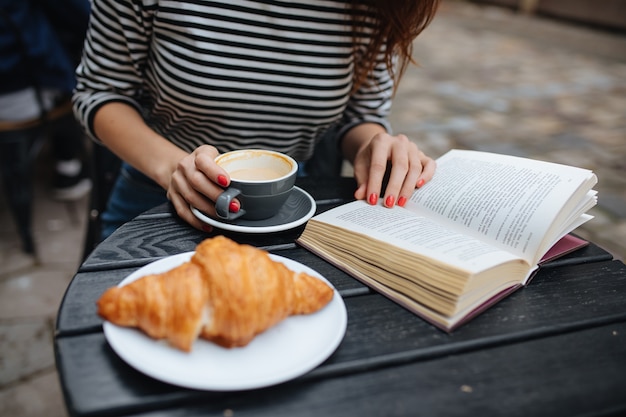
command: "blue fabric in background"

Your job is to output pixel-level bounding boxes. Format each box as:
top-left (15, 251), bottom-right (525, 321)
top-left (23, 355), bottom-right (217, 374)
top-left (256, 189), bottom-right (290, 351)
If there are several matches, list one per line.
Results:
top-left (0, 0), bottom-right (90, 94)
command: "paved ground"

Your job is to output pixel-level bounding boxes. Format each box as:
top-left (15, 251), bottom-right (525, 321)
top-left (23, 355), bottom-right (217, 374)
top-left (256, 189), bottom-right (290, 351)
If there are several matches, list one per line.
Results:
top-left (1, 1), bottom-right (625, 416)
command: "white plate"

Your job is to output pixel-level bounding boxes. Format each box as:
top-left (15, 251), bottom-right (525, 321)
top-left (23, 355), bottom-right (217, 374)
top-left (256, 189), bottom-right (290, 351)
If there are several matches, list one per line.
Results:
top-left (191, 186), bottom-right (316, 233)
top-left (102, 252), bottom-right (347, 391)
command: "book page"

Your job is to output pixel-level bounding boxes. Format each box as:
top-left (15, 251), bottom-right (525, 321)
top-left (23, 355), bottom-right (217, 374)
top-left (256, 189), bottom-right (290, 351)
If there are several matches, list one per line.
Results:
top-left (406, 150), bottom-right (597, 263)
top-left (309, 201), bottom-right (524, 274)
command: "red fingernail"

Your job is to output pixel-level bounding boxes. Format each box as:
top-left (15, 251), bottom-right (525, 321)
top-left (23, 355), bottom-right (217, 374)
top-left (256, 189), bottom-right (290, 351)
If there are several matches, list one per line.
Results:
top-left (201, 224), bottom-right (213, 233)
top-left (229, 201), bottom-right (240, 212)
top-left (385, 195), bottom-right (395, 207)
top-left (417, 179), bottom-right (425, 188)
top-left (217, 175), bottom-right (228, 187)
top-left (368, 193), bottom-right (378, 205)
top-left (398, 196), bottom-right (407, 207)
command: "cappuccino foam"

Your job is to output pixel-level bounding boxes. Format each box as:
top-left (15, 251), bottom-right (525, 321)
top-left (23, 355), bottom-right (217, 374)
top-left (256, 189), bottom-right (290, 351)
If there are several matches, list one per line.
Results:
top-left (228, 167), bottom-right (283, 181)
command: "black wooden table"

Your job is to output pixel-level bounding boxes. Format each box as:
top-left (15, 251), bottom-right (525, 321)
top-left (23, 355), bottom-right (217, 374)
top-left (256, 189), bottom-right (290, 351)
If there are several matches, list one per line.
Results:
top-left (55, 177), bottom-right (626, 417)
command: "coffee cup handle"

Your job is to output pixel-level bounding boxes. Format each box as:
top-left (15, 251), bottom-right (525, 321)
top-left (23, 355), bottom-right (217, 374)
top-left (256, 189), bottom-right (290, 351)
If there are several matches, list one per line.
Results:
top-left (215, 188), bottom-right (246, 220)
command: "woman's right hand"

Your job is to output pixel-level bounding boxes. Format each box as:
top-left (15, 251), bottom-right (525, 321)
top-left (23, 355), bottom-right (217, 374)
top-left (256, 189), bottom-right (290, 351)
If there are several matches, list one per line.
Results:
top-left (93, 103), bottom-right (236, 231)
top-left (167, 145), bottom-right (236, 231)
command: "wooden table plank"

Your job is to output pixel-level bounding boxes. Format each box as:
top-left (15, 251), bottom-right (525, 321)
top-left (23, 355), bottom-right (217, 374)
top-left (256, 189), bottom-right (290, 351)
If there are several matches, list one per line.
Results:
top-left (56, 321), bottom-right (626, 417)
top-left (56, 267), bottom-right (137, 335)
top-left (58, 241), bottom-right (626, 336)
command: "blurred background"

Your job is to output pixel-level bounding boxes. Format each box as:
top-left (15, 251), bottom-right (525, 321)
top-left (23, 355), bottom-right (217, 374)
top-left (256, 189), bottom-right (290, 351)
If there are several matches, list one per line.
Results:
top-left (1, 1), bottom-right (625, 416)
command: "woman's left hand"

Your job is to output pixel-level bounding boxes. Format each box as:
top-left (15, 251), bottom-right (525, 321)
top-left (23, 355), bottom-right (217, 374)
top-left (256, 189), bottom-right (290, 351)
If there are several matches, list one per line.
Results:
top-left (350, 131), bottom-right (436, 208)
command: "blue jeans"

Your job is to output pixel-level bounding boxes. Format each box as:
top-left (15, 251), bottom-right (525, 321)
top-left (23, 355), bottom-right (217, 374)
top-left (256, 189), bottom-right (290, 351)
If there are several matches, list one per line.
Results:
top-left (100, 163), bottom-right (168, 241)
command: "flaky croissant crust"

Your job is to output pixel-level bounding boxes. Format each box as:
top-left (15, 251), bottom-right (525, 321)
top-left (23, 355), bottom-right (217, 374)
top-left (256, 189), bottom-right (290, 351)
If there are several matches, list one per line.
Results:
top-left (97, 236), bottom-right (334, 351)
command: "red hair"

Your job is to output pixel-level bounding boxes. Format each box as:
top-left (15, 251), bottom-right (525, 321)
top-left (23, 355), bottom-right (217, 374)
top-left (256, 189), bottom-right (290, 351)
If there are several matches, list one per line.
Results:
top-left (350, 0), bottom-right (441, 92)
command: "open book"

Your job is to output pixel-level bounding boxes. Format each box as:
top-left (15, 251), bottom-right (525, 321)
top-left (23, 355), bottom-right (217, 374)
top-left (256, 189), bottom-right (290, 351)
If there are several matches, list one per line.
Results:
top-left (297, 150), bottom-right (598, 331)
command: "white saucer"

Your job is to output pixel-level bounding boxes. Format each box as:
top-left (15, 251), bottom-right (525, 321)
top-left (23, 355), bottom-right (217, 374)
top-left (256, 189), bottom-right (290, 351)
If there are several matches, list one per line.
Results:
top-left (191, 186), bottom-right (316, 233)
top-left (103, 252), bottom-right (347, 391)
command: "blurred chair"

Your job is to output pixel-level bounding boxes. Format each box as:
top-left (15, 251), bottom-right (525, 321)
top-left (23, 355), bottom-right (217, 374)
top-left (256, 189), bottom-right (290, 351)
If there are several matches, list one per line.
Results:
top-left (1, 2), bottom-right (91, 256)
top-left (81, 144), bottom-right (121, 261)
top-left (0, 99), bottom-right (75, 254)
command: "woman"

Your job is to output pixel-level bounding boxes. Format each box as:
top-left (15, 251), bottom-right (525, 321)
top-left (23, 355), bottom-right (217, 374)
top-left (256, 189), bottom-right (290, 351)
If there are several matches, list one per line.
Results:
top-left (73, 0), bottom-right (440, 239)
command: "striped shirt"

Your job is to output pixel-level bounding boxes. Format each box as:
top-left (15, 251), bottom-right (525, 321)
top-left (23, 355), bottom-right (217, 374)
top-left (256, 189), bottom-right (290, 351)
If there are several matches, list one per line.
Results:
top-left (73, 0), bottom-right (394, 162)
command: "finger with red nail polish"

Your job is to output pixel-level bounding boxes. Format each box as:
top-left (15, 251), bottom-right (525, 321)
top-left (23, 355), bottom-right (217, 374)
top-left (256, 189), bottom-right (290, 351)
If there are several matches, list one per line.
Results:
top-left (217, 175), bottom-right (228, 187)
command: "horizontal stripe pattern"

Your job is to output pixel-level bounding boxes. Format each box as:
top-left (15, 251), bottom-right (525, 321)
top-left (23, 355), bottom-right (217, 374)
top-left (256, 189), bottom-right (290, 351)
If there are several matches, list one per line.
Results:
top-left (74, 0), bottom-right (394, 160)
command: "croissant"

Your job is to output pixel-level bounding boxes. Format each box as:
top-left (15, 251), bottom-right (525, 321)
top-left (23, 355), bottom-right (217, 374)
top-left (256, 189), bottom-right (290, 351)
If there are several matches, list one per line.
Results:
top-left (97, 236), bottom-right (334, 352)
